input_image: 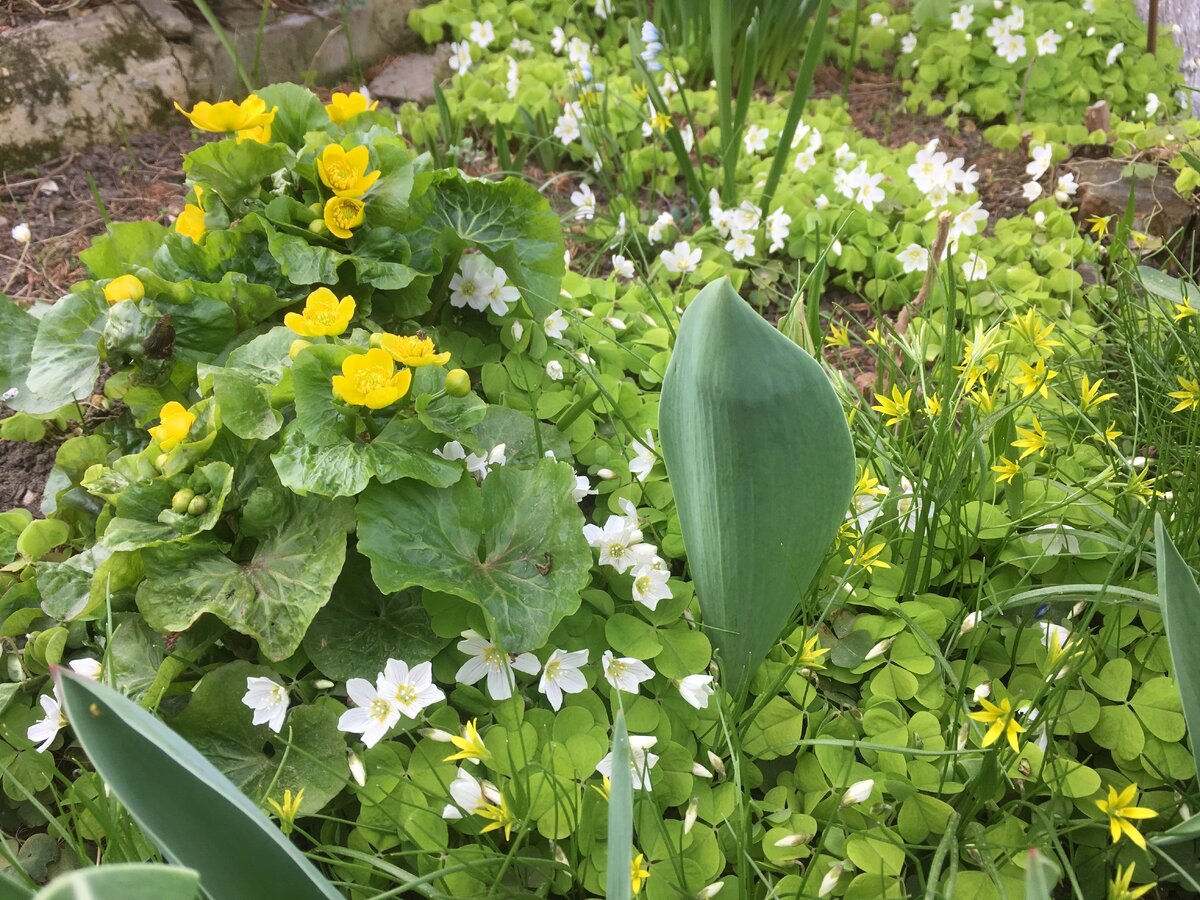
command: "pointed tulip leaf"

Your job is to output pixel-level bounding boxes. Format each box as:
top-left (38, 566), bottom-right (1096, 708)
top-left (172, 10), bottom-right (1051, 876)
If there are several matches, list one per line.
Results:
top-left (33, 864), bottom-right (198, 900)
top-left (659, 278), bottom-right (855, 699)
top-left (54, 671), bottom-right (341, 900)
top-left (357, 458), bottom-right (591, 652)
top-left (1155, 515), bottom-right (1200, 778)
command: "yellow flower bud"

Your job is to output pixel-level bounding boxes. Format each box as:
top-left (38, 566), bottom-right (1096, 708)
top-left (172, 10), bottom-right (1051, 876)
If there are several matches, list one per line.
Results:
top-left (288, 339), bottom-right (312, 360)
top-left (444, 368), bottom-right (471, 397)
top-left (103, 274), bottom-right (145, 305)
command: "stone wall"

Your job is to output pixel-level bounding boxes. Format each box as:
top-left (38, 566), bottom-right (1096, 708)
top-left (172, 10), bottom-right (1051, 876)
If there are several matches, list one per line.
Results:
top-left (0, 0), bottom-right (430, 169)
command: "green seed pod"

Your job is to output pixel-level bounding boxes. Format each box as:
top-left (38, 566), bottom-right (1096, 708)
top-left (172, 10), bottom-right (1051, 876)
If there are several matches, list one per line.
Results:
top-left (154, 453), bottom-right (170, 472)
top-left (171, 488), bottom-right (196, 514)
top-left (444, 368), bottom-right (471, 398)
top-left (187, 495), bottom-right (210, 516)
top-left (307, 219), bottom-right (328, 236)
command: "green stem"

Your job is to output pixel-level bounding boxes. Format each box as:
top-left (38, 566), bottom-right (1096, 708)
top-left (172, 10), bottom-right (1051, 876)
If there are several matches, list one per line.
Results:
top-left (424, 246), bottom-right (464, 327)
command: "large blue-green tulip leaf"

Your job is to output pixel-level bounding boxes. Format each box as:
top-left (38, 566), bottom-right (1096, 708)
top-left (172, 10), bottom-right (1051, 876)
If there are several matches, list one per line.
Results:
top-left (659, 278), bottom-right (854, 699)
top-left (54, 671), bottom-right (341, 900)
top-left (1155, 515), bottom-right (1200, 781)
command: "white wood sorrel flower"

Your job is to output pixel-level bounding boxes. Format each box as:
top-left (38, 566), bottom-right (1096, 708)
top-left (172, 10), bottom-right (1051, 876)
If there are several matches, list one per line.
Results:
top-left (455, 631), bottom-right (540, 701)
top-left (596, 735), bottom-right (659, 790)
top-left (601, 650), bottom-right (654, 694)
top-left (538, 648), bottom-right (589, 711)
top-left (242, 676), bottom-right (289, 733)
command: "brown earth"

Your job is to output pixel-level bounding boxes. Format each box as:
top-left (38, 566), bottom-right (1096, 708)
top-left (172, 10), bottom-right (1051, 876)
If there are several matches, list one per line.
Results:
top-left (0, 434), bottom-right (56, 514)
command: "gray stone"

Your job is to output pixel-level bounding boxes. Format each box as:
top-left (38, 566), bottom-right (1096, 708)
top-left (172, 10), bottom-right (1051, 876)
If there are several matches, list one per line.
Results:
top-left (0, 3), bottom-right (189, 168)
top-left (368, 46), bottom-right (451, 107)
top-left (134, 0), bottom-right (193, 40)
top-left (1066, 157), bottom-right (1196, 240)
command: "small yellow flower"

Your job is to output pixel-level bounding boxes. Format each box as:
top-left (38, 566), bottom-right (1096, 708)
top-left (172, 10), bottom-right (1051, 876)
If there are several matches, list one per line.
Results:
top-left (324, 197), bottom-right (365, 239)
top-left (1012, 417), bottom-right (1048, 460)
top-left (175, 186), bottom-right (205, 242)
top-left (1109, 863), bottom-right (1156, 900)
top-left (1010, 310), bottom-right (1062, 356)
top-left (477, 794), bottom-right (517, 840)
top-left (284, 287), bottom-right (355, 337)
top-left (967, 383), bottom-right (996, 413)
top-left (1095, 784), bottom-right (1157, 849)
top-left (174, 95), bottom-right (276, 134)
top-left (1086, 215), bottom-right (1112, 239)
top-left (924, 394), bottom-right (943, 417)
top-left (631, 853), bottom-right (650, 896)
top-left (1168, 375), bottom-right (1199, 412)
top-left (1013, 358), bottom-right (1058, 399)
top-left (316, 144), bottom-right (381, 199)
top-left (104, 274), bottom-right (145, 305)
top-left (377, 333), bottom-right (451, 368)
top-left (649, 112), bottom-right (673, 133)
top-left (444, 719), bottom-right (490, 764)
top-left (331, 349), bottom-right (412, 409)
top-left (796, 633), bottom-right (829, 670)
top-left (844, 541), bottom-right (890, 573)
top-left (992, 456), bottom-right (1022, 484)
top-left (853, 468), bottom-right (887, 498)
top-left (325, 90), bottom-right (379, 124)
top-left (148, 401), bottom-right (195, 452)
top-left (1124, 468), bottom-right (1158, 506)
top-left (592, 775), bottom-right (612, 800)
top-left (865, 326), bottom-right (885, 346)
top-left (1173, 302), bottom-right (1197, 322)
top-left (956, 323), bottom-right (1004, 392)
top-left (967, 696), bottom-right (1025, 753)
top-left (871, 385), bottom-right (912, 427)
top-left (631, 85), bottom-right (648, 101)
top-left (1079, 375), bottom-right (1118, 412)
top-left (266, 788), bottom-right (304, 837)
top-left (1091, 420), bottom-right (1122, 444)
top-left (825, 322), bottom-right (850, 349)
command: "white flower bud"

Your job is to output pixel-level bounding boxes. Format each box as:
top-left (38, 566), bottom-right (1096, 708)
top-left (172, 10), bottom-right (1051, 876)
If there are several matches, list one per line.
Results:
top-left (595, 467), bottom-right (618, 480)
top-left (697, 882), bottom-right (724, 898)
top-left (706, 750), bottom-right (726, 778)
top-left (841, 778), bottom-right (874, 806)
top-left (864, 638), bottom-right (893, 661)
top-left (419, 728), bottom-right (455, 743)
top-left (818, 863), bottom-right (844, 897)
top-left (773, 833), bottom-right (812, 848)
top-left (11, 223), bottom-right (31, 244)
top-left (348, 751), bottom-right (367, 787)
top-left (511, 321), bottom-right (524, 341)
top-left (313, 679), bottom-right (334, 690)
top-left (959, 611), bottom-right (982, 635)
top-left (683, 796), bottom-right (699, 834)
top-left (691, 762), bottom-right (713, 778)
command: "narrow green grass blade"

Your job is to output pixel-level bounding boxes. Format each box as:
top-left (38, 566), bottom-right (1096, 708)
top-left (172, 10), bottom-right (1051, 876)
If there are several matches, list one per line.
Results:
top-left (1155, 515), bottom-right (1200, 777)
top-left (760, 0), bottom-right (831, 214)
top-left (1022, 849), bottom-right (1059, 899)
top-left (604, 710), bottom-right (633, 900)
top-left (659, 278), bottom-right (855, 701)
top-left (34, 865), bottom-right (198, 900)
top-left (0, 871), bottom-right (33, 900)
top-left (54, 670), bottom-right (342, 900)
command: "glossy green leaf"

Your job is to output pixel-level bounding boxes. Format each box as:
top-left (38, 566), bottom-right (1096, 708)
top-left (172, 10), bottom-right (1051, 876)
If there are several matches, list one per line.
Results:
top-left (0, 295), bottom-right (39, 412)
top-left (54, 670), bottom-right (341, 900)
top-left (659, 278), bottom-right (855, 698)
top-left (172, 662), bottom-right (345, 814)
top-left (26, 290), bottom-right (107, 412)
top-left (33, 864), bottom-right (198, 900)
top-left (1156, 515), bottom-right (1200, 777)
top-left (404, 171), bottom-right (565, 317)
top-left (136, 495), bottom-right (353, 660)
top-left (357, 458), bottom-right (591, 652)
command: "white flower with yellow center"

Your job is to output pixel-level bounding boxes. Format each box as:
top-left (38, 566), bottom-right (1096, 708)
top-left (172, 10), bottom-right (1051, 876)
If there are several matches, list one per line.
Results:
top-left (338, 678), bottom-right (400, 748)
top-left (538, 648), bottom-right (589, 710)
top-left (378, 659), bottom-right (445, 719)
top-left (601, 650), bottom-right (655, 694)
top-left (455, 631), bottom-right (540, 701)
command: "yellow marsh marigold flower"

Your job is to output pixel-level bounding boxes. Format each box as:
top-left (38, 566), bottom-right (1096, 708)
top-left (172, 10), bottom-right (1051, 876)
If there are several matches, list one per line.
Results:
top-left (1109, 863), bottom-right (1155, 900)
top-left (871, 385), bottom-right (912, 427)
top-left (148, 401), bottom-right (195, 452)
top-left (266, 788), bottom-right (304, 837)
top-left (968, 696), bottom-right (1025, 753)
top-left (324, 197), bottom-right (365, 239)
top-left (444, 719), bottom-right (490, 764)
top-left (377, 333), bottom-right (451, 368)
top-left (174, 95), bottom-right (276, 134)
top-left (631, 853), bottom-right (650, 895)
top-left (331, 349), bottom-right (411, 409)
top-left (326, 91), bottom-right (379, 124)
top-left (175, 186), bottom-right (205, 242)
top-left (235, 121), bottom-right (272, 144)
top-left (1168, 375), bottom-right (1199, 413)
top-left (316, 144), bottom-right (381, 199)
top-left (1096, 784), bottom-right (1157, 849)
top-left (104, 274), bottom-right (145, 305)
top-left (284, 288), bottom-right (355, 337)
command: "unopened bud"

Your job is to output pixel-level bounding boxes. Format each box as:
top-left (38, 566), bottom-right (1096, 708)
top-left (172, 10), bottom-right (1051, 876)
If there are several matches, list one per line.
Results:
top-left (683, 796), bottom-right (699, 834)
top-left (419, 728), bottom-right (455, 742)
top-left (348, 751), bottom-right (366, 787)
top-left (313, 679), bottom-right (334, 690)
top-left (691, 762), bottom-right (713, 778)
top-left (706, 751), bottom-right (726, 778)
top-left (773, 833), bottom-right (812, 848)
top-left (697, 882), bottom-right (724, 898)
